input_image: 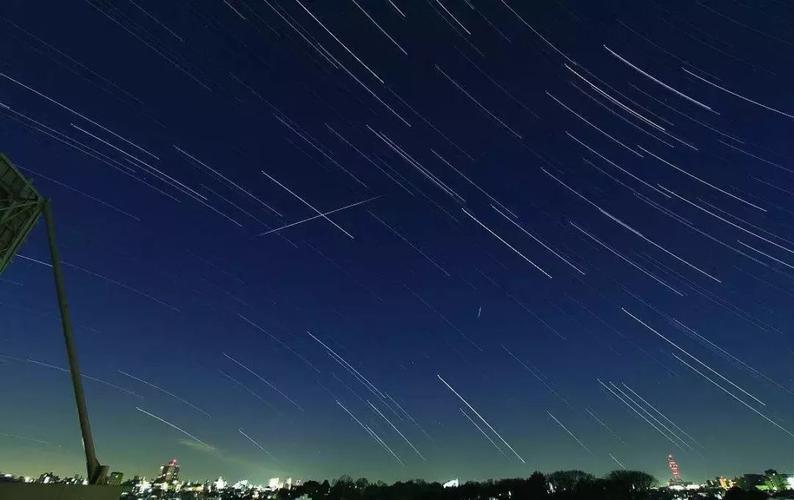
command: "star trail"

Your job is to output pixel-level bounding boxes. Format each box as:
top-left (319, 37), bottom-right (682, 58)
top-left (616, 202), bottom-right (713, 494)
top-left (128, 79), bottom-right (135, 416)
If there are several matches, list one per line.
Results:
top-left (0, 0), bottom-right (792, 485)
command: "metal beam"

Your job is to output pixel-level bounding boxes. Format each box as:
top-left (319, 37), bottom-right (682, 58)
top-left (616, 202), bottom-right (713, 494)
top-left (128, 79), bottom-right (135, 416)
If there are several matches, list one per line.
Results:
top-left (43, 200), bottom-right (107, 485)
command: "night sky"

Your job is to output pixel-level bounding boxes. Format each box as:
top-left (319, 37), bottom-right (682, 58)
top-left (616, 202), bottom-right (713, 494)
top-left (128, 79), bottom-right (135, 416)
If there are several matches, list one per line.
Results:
top-left (1, 0), bottom-right (793, 485)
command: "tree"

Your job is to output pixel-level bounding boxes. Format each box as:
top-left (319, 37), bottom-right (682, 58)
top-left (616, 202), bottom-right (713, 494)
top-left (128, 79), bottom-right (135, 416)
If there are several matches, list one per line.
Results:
top-left (761, 469), bottom-right (785, 492)
top-left (606, 470), bottom-right (657, 491)
top-left (329, 475), bottom-right (357, 500)
top-left (547, 470), bottom-right (595, 493)
top-left (724, 486), bottom-right (768, 500)
top-left (497, 474), bottom-right (548, 499)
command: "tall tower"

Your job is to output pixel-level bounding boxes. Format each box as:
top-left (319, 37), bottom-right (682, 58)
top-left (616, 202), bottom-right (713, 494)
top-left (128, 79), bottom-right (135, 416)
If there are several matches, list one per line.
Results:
top-left (667, 454), bottom-right (682, 484)
top-left (158, 459), bottom-right (180, 482)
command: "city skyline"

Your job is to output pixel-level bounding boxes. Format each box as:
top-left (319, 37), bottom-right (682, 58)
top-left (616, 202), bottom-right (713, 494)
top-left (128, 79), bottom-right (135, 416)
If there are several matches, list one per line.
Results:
top-left (4, 456), bottom-right (789, 491)
top-left (1, 0), bottom-right (793, 486)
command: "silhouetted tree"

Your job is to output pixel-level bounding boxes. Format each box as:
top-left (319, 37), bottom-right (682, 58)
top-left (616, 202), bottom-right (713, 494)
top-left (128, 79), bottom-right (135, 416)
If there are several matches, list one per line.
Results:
top-left (601, 470), bottom-right (658, 499)
top-left (329, 475), bottom-right (357, 499)
top-left (606, 470), bottom-right (656, 490)
top-left (724, 486), bottom-right (769, 500)
top-left (547, 470), bottom-right (595, 494)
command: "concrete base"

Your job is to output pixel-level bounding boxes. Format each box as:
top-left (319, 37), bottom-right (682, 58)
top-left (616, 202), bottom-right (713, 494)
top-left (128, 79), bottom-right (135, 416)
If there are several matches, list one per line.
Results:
top-left (0, 483), bottom-right (121, 500)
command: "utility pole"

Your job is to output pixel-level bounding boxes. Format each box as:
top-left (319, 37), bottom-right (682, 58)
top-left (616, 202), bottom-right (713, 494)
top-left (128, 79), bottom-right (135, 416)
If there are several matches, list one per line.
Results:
top-left (43, 200), bottom-right (107, 485)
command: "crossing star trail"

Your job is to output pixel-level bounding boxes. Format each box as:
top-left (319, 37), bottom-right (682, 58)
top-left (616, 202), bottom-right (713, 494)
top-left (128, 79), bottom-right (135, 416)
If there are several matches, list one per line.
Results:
top-left (261, 170), bottom-right (355, 239)
top-left (3, 1), bottom-right (792, 482)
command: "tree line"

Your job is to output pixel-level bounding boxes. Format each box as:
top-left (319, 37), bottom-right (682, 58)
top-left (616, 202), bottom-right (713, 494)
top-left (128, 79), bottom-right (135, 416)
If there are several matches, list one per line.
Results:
top-left (265, 470), bottom-right (772, 500)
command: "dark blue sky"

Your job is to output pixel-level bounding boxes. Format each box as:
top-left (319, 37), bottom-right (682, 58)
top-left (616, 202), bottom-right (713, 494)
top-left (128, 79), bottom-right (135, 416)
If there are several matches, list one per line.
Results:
top-left (1, 0), bottom-right (793, 485)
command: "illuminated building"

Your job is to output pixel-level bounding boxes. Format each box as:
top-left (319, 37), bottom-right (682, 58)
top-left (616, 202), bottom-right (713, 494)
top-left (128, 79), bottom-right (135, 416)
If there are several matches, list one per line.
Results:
top-left (158, 459), bottom-right (180, 482)
top-left (36, 473), bottom-right (57, 484)
top-left (443, 479), bottom-right (459, 488)
top-left (233, 479), bottom-right (250, 490)
top-left (107, 472), bottom-right (123, 486)
top-left (717, 476), bottom-right (735, 490)
top-left (214, 476), bottom-right (227, 490)
top-left (667, 454), bottom-right (682, 485)
top-left (134, 478), bottom-right (152, 495)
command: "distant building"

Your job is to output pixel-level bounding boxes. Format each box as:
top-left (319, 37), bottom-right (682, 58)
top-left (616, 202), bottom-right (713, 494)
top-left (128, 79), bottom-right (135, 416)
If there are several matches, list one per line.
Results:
top-left (182, 482), bottom-right (205, 493)
top-left (108, 471), bottom-right (124, 485)
top-left (443, 479), bottom-right (460, 488)
top-left (667, 454), bottom-right (683, 485)
top-left (134, 477), bottom-right (152, 495)
top-left (214, 476), bottom-right (227, 491)
top-left (158, 459), bottom-right (180, 482)
top-left (233, 479), bottom-right (250, 490)
top-left (36, 472), bottom-right (57, 484)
